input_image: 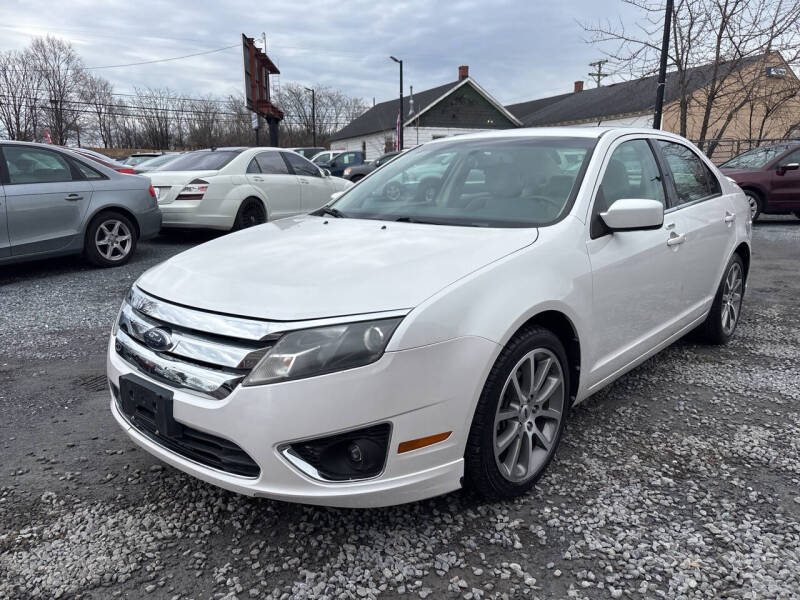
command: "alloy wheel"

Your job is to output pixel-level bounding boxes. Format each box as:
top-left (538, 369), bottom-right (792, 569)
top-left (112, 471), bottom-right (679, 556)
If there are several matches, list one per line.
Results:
top-left (95, 219), bottom-right (133, 262)
top-left (493, 348), bottom-right (565, 483)
top-left (721, 262), bottom-right (743, 336)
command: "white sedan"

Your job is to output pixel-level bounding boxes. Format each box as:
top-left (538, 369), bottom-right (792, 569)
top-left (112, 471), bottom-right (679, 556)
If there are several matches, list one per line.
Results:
top-left (108, 127), bottom-right (751, 507)
top-left (148, 147), bottom-right (351, 230)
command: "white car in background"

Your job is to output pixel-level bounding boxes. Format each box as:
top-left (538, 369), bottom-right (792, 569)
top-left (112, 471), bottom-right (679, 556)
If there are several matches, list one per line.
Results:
top-left (148, 147), bottom-right (351, 230)
top-left (310, 150), bottom-right (342, 165)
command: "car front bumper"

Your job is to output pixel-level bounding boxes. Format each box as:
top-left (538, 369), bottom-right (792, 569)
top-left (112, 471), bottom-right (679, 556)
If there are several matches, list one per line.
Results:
top-left (107, 334), bottom-right (498, 507)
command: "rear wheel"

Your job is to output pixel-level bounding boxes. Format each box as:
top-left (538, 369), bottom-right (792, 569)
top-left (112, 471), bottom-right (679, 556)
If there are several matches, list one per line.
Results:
top-left (696, 254), bottom-right (745, 345)
top-left (744, 190), bottom-right (761, 221)
top-left (84, 211), bottom-right (137, 267)
top-left (465, 326), bottom-right (569, 500)
top-left (232, 198), bottom-right (266, 231)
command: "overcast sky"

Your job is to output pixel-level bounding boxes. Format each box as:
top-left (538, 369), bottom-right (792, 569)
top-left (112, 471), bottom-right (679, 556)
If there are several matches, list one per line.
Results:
top-left (0, 0), bottom-right (643, 106)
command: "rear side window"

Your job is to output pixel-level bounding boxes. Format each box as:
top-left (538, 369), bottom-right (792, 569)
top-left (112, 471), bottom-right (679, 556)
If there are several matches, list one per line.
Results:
top-left (72, 160), bottom-right (105, 180)
top-left (3, 146), bottom-right (74, 184)
top-left (256, 152), bottom-right (289, 175)
top-left (283, 152), bottom-right (320, 177)
top-left (657, 141), bottom-right (721, 206)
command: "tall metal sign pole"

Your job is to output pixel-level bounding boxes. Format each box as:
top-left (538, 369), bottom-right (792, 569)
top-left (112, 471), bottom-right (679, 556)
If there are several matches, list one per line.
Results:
top-left (242, 33), bottom-right (284, 146)
top-left (305, 87), bottom-right (316, 146)
top-left (653, 0), bottom-right (674, 130)
top-left (390, 56), bottom-right (403, 150)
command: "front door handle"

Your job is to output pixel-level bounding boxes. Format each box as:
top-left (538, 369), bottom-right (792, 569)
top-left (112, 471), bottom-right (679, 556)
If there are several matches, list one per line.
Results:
top-left (299, 178), bottom-right (310, 184)
top-left (724, 211), bottom-right (736, 223)
top-left (64, 194), bottom-right (83, 201)
top-left (667, 231), bottom-right (686, 246)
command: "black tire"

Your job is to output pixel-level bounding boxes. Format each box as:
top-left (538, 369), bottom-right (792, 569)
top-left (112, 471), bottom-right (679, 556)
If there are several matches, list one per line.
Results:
top-left (232, 198), bottom-right (266, 231)
top-left (695, 253), bottom-right (745, 345)
top-left (744, 190), bottom-right (762, 222)
top-left (84, 211), bottom-right (137, 267)
top-left (464, 325), bottom-right (570, 500)
top-left (350, 175), bottom-right (364, 183)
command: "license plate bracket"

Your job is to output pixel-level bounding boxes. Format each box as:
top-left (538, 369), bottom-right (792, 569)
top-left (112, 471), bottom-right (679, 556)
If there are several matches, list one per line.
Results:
top-left (119, 374), bottom-right (182, 439)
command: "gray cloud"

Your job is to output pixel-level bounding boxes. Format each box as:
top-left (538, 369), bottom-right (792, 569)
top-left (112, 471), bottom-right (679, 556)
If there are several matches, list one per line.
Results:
top-left (0, 0), bottom-right (643, 107)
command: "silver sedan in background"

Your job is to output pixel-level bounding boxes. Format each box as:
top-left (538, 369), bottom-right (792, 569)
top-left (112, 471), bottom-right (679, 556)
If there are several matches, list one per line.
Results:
top-left (0, 141), bottom-right (161, 267)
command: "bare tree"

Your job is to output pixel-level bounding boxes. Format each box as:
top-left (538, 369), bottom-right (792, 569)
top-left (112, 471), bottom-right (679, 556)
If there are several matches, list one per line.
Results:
top-left (0, 48), bottom-right (42, 140)
top-left (134, 87), bottom-right (174, 149)
top-left (80, 73), bottom-right (116, 147)
top-left (583, 0), bottom-right (800, 153)
top-left (274, 83), bottom-right (367, 146)
top-left (29, 36), bottom-right (86, 145)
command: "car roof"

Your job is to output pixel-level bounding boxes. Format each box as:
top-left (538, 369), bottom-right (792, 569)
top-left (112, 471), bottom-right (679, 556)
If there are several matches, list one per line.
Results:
top-left (425, 126), bottom-right (692, 145)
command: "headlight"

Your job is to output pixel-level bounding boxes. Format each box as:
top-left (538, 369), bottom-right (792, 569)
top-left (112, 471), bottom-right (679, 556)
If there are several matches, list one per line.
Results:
top-left (243, 317), bottom-right (403, 386)
top-left (110, 290), bottom-right (131, 335)
top-left (343, 167), bottom-right (352, 175)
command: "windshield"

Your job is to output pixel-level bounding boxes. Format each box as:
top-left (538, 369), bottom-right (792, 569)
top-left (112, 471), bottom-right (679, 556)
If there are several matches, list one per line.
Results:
top-left (312, 153), bottom-right (332, 164)
top-left (156, 150), bottom-right (240, 171)
top-left (329, 137), bottom-right (596, 227)
top-left (721, 145), bottom-right (792, 169)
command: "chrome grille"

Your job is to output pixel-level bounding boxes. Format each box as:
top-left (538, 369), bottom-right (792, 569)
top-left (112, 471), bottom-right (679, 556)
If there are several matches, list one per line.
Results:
top-left (115, 287), bottom-right (279, 399)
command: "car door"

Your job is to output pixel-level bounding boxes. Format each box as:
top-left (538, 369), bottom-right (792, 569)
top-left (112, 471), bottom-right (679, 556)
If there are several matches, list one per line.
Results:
top-left (585, 138), bottom-right (688, 388)
top-left (1, 145), bottom-right (92, 256)
top-left (246, 151), bottom-right (300, 219)
top-left (282, 152), bottom-right (334, 212)
top-left (654, 140), bottom-right (734, 318)
top-left (767, 147), bottom-right (800, 211)
top-left (0, 181), bottom-right (8, 259)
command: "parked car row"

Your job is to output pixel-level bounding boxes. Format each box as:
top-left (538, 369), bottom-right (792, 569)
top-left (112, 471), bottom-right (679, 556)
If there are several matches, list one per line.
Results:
top-left (0, 142), bottom-right (350, 268)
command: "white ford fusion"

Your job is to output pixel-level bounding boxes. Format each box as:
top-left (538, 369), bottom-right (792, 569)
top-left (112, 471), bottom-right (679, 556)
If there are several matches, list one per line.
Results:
top-left (108, 128), bottom-right (751, 507)
top-left (148, 147), bottom-right (351, 231)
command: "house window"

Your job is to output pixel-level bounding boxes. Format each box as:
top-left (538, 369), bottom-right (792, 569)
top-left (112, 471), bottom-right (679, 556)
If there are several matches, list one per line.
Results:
top-left (384, 137), bottom-right (396, 152)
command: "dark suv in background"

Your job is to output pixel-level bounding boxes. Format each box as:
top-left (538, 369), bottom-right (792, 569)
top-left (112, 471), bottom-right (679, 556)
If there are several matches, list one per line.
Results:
top-left (720, 143), bottom-right (800, 220)
top-left (342, 151), bottom-right (401, 182)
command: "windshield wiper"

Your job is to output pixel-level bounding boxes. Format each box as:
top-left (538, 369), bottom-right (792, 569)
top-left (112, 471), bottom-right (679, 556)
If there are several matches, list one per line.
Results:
top-left (315, 206), bottom-right (346, 218)
top-left (393, 216), bottom-right (482, 227)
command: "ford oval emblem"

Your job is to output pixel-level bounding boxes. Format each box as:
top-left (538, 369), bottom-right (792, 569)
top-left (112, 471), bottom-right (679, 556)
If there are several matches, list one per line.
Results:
top-left (143, 327), bottom-right (173, 352)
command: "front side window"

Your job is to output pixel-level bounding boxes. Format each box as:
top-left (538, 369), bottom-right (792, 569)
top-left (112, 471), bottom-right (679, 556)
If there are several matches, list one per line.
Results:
top-left (330, 137), bottom-right (596, 228)
top-left (283, 152), bottom-right (320, 177)
top-left (657, 141), bottom-right (720, 206)
top-left (256, 152), bottom-right (289, 175)
top-left (777, 148), bottom-right (800, 167)
top-left (3, 146), bottom-right (74, 184)
top-left (595, 140), bottom-right (665, 214)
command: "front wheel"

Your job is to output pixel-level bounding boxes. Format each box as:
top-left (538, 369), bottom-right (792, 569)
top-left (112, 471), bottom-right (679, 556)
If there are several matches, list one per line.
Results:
top-left (465, 326), bottom-right (569, 500)
top-left (695, 254), bottom-right (745, 344)
top-left (84, 211), bottom-right (137, 267)
top-left (232, 198), bottom-right (266, 231)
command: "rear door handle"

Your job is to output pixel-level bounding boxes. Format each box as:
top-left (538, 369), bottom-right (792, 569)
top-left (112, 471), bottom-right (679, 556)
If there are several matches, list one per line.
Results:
top-left (64, 194), bottom-right (83, 201)
top-left (251, 176), bottom-right (264, 182)
top-left (667, 231), bottom-right (686, 246)
top-left (724, 211), bottom-right (736, 223)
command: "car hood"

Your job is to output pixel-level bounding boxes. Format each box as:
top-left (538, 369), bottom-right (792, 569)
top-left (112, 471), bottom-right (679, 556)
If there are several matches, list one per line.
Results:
top-left (136, 216), bottom-right (538, 321)
top-left (147, 170), bottom-right (219, 185)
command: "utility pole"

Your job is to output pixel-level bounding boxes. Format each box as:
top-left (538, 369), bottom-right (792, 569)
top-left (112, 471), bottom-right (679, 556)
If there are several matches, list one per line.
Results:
top-left (390, 56), bottom-right (403, 151)
top-left (305, 87), bottom-right (316, 146)
top-left (588, 59), bottom-right (610, 87)
top-left (653, 0), bottom-right (674, 130)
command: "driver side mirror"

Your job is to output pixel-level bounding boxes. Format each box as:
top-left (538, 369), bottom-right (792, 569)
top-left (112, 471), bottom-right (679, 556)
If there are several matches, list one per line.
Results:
top-left (600, 199), bottom-right (664, 231)
top-left (321, 168), bottom-right (331, 177)
top-left (777, 162), bottom-right (799, 176)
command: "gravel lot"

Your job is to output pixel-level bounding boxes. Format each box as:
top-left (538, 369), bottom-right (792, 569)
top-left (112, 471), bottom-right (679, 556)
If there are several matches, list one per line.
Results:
top-left (1, 220), bottom-right (799, 600)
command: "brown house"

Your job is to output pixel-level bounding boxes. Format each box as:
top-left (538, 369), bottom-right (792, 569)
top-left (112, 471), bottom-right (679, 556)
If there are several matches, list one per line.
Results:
top-left (506, 53), bottom-right (800, 161)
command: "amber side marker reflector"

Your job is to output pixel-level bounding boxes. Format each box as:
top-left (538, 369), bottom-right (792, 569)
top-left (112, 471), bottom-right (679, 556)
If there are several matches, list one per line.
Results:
top-left (397, 431), bottom-right (452, 454)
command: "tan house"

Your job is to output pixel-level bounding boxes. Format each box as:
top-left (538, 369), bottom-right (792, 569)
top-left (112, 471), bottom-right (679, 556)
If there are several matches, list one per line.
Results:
top-left (506, 53), bottom-right (800, 161)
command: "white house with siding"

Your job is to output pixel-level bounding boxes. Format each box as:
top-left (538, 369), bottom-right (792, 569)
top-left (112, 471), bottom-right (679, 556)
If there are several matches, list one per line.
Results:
top-left (330, 66), bottom-right (522, 160)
